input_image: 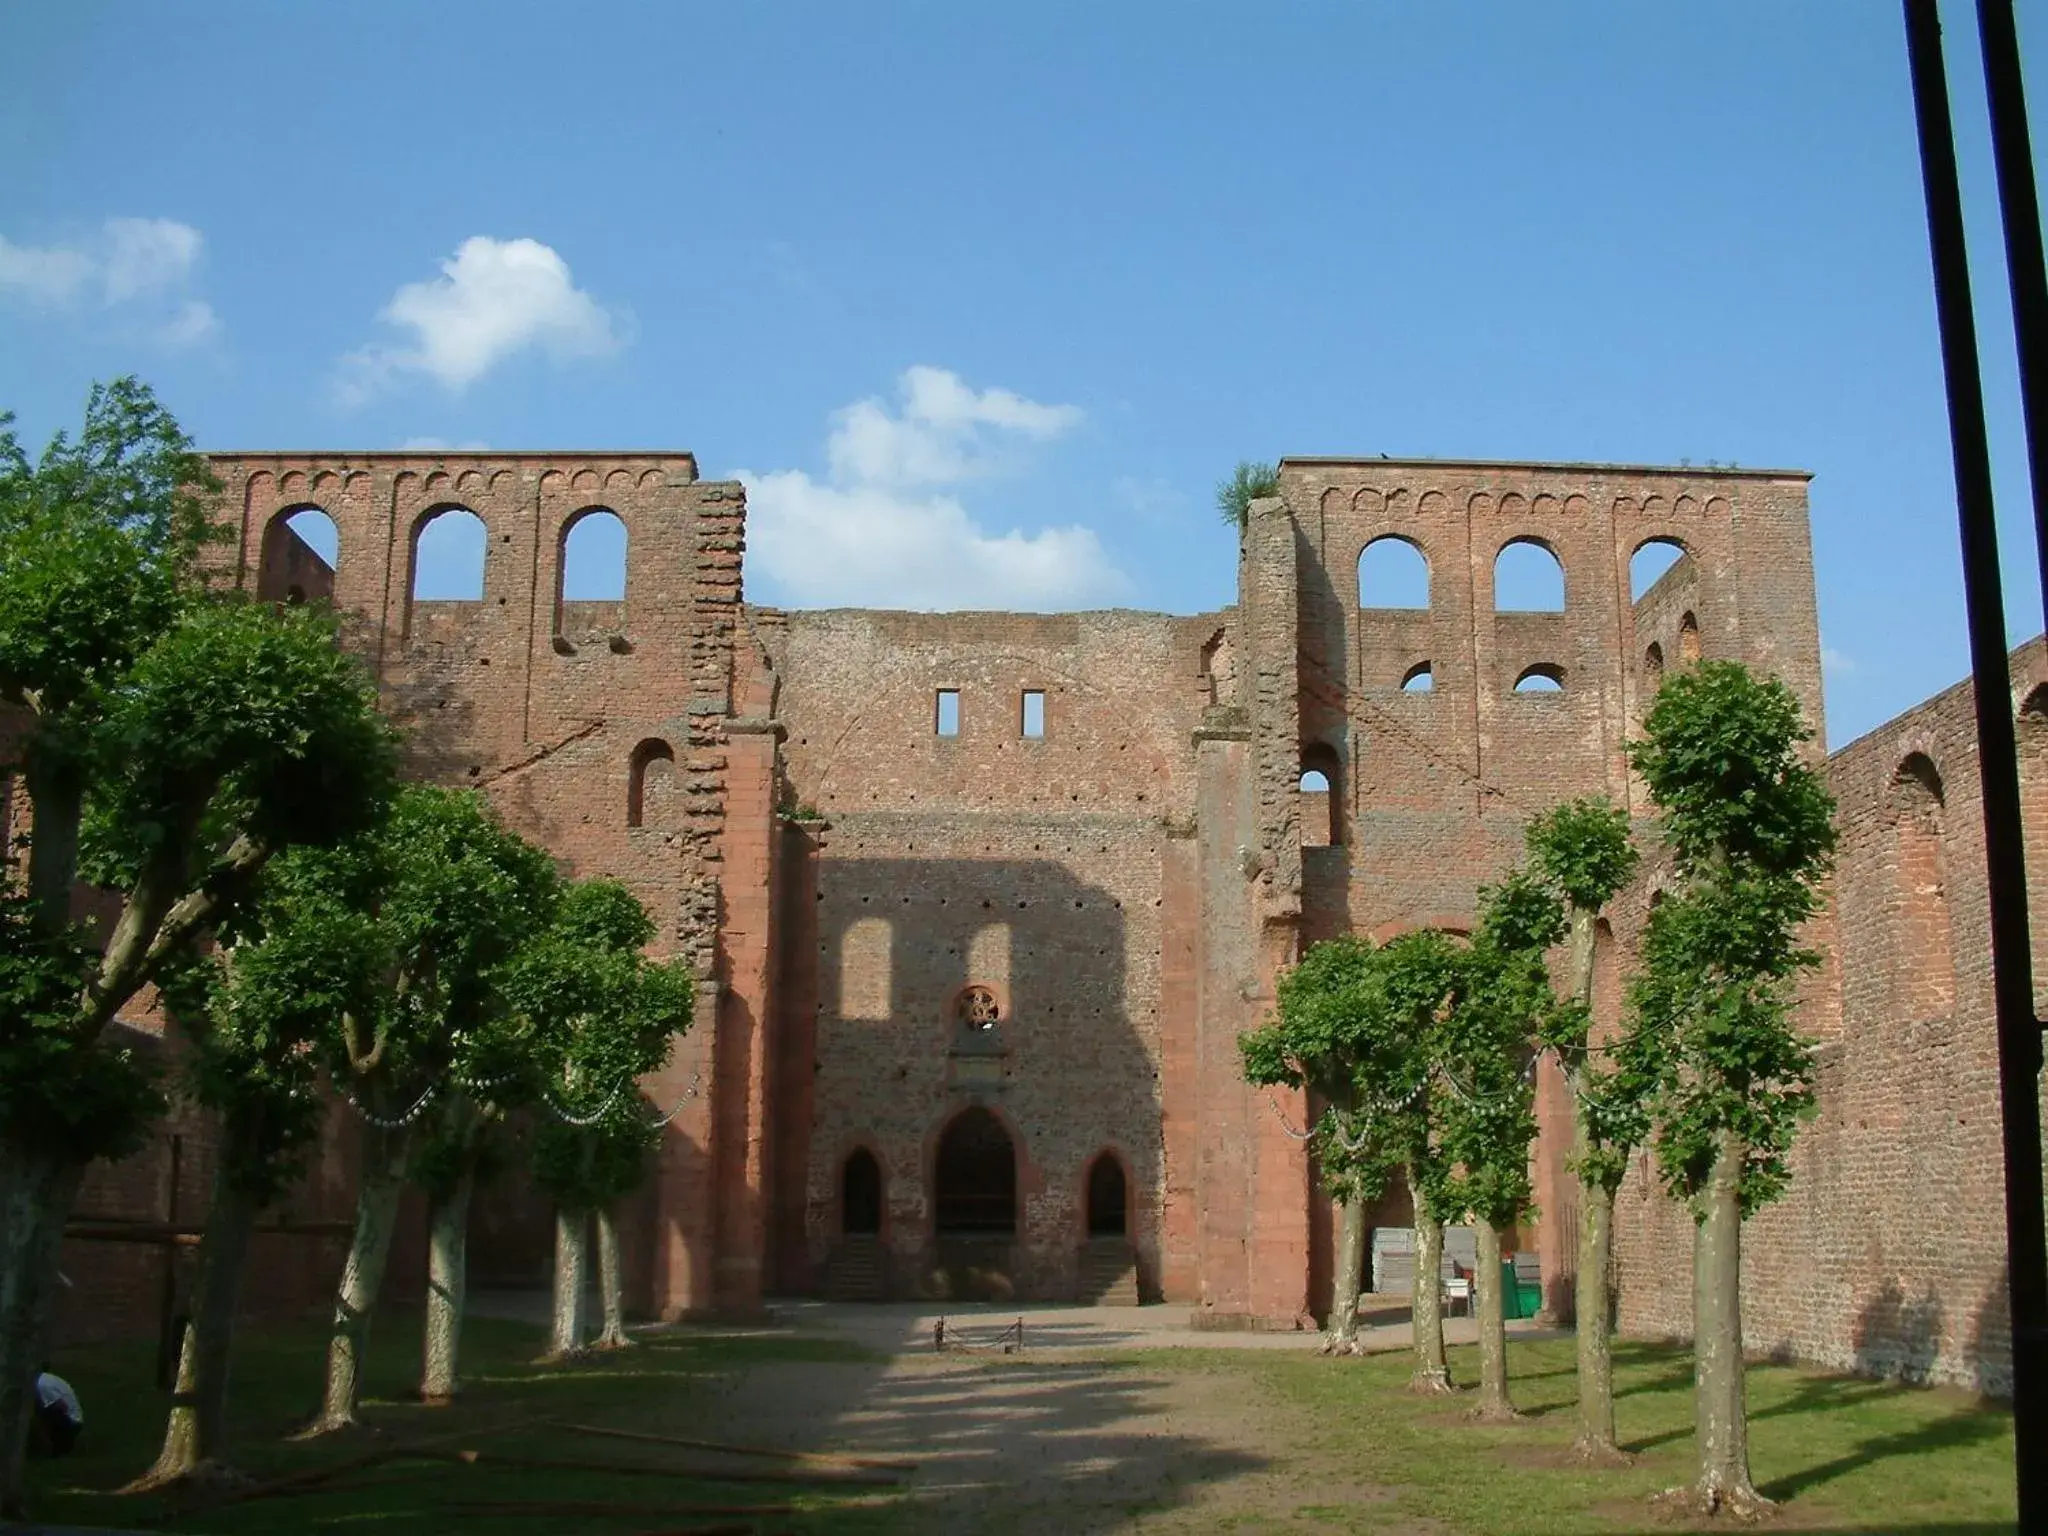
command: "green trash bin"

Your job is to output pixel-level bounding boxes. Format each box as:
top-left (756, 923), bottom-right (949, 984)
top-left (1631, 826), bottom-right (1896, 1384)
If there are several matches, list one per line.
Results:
top-left (1499, 1260), bottom-right (1542, 1319)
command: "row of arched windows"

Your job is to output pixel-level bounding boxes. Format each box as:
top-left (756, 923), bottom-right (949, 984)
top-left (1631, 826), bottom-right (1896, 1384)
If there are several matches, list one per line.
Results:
top-left (838, 1122), bottom-right (1129, 1240)
top-left (255, 503), bottom-right (631, 606)
top-left (1356, 535), bottom-right (1691, 614)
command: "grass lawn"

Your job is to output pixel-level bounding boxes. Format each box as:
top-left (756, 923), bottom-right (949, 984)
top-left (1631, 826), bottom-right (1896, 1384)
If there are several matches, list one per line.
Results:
top-left (21, 1310), bottom-right (901, 1535)
top-left (16, 1312), bottom-right (2021, 1534)
top-left (1157, 1335), bottom-right (2019, 1535)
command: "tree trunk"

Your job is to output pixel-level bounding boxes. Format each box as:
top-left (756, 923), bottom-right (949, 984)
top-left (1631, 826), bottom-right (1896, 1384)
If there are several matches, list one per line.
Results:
top-left (141, 1152), bottom-right (256, 1484)
top-left (1472, 1222), bottom-right (1516, 1420)
top-left (1563, 898), bottom-right (1630, 1464)
top-left (1323, 1194), bottom-right (1367, 1355)
top-left (1691, 1129), bottom-right (1765, 1513)
top-left (594, 1205), bottom-right (633, 1350)
top-left (1407, 1174), bottom-right (1452, 1393)
top-left (549, 1209), bottom-right (589, 1359)
top-left (0, 1149), bottom-right (85, 1520)
top-left (1574, 1171), bottom-right (1624, 1461)
top-left (307, 1122), bottom-right (406, 1435)
top-left (419, 1163), bottom-right (474, 1405)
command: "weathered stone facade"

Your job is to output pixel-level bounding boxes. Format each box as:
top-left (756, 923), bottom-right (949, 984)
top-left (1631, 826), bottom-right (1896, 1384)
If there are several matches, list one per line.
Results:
top-left (23, 446), bottom-right (2038, 1388)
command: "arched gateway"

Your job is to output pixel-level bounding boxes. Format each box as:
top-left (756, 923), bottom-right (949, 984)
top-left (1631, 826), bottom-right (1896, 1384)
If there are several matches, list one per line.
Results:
top-left (933, 1107), bottom-right (1016, 1235)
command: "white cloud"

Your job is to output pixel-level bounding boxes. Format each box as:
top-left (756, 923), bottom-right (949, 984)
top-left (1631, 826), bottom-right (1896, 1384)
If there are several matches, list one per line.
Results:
top-left (736, 367), bottom-right (1126, 611)
top-left (154, 299), bottom-right (219, 346)
top-left (101, 218), bottom-right (202, 302)
top-left (827, 364), bottom-right (1084, 487)
top-left (0, 236), bottom-right (94, 303)
top-left (338, 237), bottom-right (622, 403)
top-left (0, 218), bottom-right (215, 345)
top-left (1822, 646), bottom-right (1856, 676)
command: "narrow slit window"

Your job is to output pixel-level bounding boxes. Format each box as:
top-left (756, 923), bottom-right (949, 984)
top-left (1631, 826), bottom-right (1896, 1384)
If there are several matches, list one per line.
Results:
top-left (1021, 690), bottom-right (1046, 739)
top-left (935, 689), bottom-right (961, 737)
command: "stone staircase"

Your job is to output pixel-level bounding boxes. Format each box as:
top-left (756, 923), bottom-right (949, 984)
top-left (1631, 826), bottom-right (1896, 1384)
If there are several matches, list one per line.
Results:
top-left (1076, 1237), bottom-right (1140, 1305)
top-left (826, 1235), bottom-right (887, 1301)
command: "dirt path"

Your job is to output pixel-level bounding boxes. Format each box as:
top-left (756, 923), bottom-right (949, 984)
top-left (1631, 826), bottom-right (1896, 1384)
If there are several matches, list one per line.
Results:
top-left (706, 1347), bottom-right (1410, 1534)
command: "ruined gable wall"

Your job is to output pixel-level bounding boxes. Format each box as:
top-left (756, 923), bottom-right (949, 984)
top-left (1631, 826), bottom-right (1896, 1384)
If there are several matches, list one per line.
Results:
top-left (1613, 639), bottom-right (2048, 1395)
top-left (1277, 459), bottom-right (1824, 1317)
top-left (205, 454), bottom-right (755, 1320)
top-left (763, 607), bottom-right (1222, 1301)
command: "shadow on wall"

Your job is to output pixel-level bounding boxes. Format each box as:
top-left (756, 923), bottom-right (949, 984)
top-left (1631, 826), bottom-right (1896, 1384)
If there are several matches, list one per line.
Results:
top-left (1852, 1277), bottom-right (1946, 1386)
top-left (807, 856), bottom-right (1161, 1305)
top-left (1851, 1267), bottom-right (2020, 1402)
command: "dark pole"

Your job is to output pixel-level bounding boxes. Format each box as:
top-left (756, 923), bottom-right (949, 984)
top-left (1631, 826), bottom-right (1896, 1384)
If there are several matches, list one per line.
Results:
top-left (1903, 3), bottom-right (2048, 1524)
top-left (1978, 0), bottom-right (2048, 628)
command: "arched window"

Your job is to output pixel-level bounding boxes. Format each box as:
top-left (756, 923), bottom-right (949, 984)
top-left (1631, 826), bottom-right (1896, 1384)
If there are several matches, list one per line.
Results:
top-left (1493, 538), bottom-right (1565, 612)
top-left (411, 506), bottom-right (486, 601)
top-left (561, 508), bottom-right (627, 601)
top-left (1300, 742), bottom-right (1342, 847)
top-left (1629, 538), bottom-right (1688, 602)
top-left (1514, 664), bottom-right (1565, 694)
top-left (1401, 661), bottom-right (1434, 693)
top-left (257, 507), bottom-right (338, 604)
top-left (1359, 536), bottom-right (1430, 609)
top-left (1890, 753), bottom-right (1954, 1020)
top-left (1645, 641), bottom-right (1665, 683)
top-left (1086, 1152), bottom-right (1128, 1237)
top-left (627, 738), bottom-right (675, 830)
top-left (842, 1149), bottom-right (883, 1236)
top-left (1679, 612), bottom-right (1702, 664)
top-left (934, 1108), bottom-right (1016, 1235)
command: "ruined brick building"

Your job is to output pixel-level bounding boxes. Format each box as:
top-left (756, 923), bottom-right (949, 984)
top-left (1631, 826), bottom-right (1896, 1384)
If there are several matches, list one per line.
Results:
top-left (26, 448), bottom-right (2045, 1394)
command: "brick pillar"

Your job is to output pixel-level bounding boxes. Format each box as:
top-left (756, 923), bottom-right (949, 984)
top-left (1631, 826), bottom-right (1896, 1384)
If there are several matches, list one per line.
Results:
top-left (710, 720), bottom-right (780, 1314)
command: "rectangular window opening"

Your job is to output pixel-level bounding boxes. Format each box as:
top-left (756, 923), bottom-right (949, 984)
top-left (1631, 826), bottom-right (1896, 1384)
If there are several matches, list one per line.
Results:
top-left (935, 689), bottom-right (961, 737)
top-left (1021, 689), bottom-right (1046, 739)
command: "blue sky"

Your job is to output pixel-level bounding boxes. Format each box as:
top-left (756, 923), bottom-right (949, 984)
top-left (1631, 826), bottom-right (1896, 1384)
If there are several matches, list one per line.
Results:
top-left (4, 2), bottom-right (2047, 747)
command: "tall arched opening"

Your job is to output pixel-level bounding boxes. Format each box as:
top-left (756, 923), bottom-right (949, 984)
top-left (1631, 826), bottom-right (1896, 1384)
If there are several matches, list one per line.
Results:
top-left (933, 1107), bottom-right (1016, 1236)
top-left (1086, 1152), bottom-right (1127, 1237)
top-left (842, 1148), bottom-right (883, 1236)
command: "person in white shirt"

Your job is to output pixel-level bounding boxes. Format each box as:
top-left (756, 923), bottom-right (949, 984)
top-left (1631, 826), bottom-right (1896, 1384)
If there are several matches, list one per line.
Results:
top-left (33, 1364), bottom-right (82, 1456)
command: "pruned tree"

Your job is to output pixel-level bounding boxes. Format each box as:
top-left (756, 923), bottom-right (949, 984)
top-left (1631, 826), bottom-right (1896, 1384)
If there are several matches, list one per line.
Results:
top-left (516, 880), bottom-right (694, 1358)
top-left (0, 381), bottom-right (395, 1517)
top-left (1215, 460), bottom-right (1279, 530)
top-left (1437, 869), bottom-right (1567, 1422)
top-left (1525, 796), bottom-right (1640, 1460)
top-left (1613, 661), bottom-right (1834, 1516)
top-left (304, 786), bottom-right (559, 1433)
top-left (136, 847), bottom-right (387, 1486)
top-left (1240, 936), bottom-right (1404, 1355)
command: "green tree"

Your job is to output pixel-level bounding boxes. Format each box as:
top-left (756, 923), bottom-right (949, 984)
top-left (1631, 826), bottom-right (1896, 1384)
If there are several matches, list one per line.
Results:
top-left (1525, 796), bottom-right (1640, 1460)
top-left (1437, 870), bottom-right (1567, 1421)
top-left (0, 381), bottom-right (395, 1517)
top-left (1251, 930), bottom-right (1467, 1388)
top-left (137, 847), bottom-right (389, 1485)
top-left (303, 786), bottom-right (559, 1432)
top-left (516, 881), bottom-right (694, 1357)
top-left (1241, 937), bottom-right (1402, 1355)
top-left (1215, 460), bottom-right (1279, 530)
top-left (1613, 662), bottom-right (1834, 1515)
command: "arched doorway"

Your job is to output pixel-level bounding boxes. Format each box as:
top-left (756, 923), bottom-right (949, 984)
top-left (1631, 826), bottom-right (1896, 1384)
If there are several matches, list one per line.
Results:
top-left (933, 1108), bottom-right (1015, 1235)
top-left (1086, 1153), bottom-right (1127, 1237)
top-left (842, 1149), bottom-right (882, 1236)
